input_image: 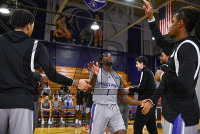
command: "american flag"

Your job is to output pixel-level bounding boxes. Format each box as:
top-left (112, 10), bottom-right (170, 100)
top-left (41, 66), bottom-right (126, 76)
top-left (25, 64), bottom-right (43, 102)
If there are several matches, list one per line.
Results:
top-left (159, 1), bottom-right (172, 35)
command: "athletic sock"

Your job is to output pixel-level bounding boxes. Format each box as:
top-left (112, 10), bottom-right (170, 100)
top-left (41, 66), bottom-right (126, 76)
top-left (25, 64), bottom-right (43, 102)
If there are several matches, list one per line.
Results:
top-left (75, 119), bottom-right (78, 124)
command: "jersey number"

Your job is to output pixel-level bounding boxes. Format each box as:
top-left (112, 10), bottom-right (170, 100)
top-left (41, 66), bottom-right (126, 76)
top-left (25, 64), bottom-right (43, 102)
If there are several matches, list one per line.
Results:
top-left (107, 89), bottom-right (110, 96)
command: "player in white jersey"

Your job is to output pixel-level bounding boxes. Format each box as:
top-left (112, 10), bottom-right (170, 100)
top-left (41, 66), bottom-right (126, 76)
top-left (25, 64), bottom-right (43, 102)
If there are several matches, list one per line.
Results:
top-left (87, 52), bottom-right (147, 134)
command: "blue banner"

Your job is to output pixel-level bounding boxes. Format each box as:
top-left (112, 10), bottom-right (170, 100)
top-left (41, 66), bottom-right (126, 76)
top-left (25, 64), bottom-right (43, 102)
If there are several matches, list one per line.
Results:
top-left (84, 0), bottom-right (106, 12)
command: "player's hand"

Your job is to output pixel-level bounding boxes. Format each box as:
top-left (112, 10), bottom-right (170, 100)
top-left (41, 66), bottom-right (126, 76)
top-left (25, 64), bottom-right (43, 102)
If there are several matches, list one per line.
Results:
top-left (140, 99), bottom-right (149, 107)
top-left (141, 101), bottom-right (154, 115)
top-left (143, 0), bottom-right (154, 20)
top-left (88, 61), bottom-right (99, 76)
top-left (124, 87), bottom-right (130, 94)
top-left (155, 70), bottom-right (163, 82)
top-left (40, 76), bottom-right (49, 85)
top-left (77, 79), bottom-right (91, 91)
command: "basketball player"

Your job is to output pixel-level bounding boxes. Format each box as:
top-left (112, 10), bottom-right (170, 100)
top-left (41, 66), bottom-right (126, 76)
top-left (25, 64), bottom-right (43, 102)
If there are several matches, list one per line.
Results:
top-left (72, 89), bottom-right (84, 127)
top-left (84, 91), bottom-right (93, 130)
top-left (117, 90), bottom-right (129, 130)
top-left (87, 53), bottom-right (146, 134)
top-left (141, 49), bottom-right (171, 117)
top-left (0, 9), bottom-right (90, 134)
top-left (52, 94), bottom-right (65, 124)
top-left (142, 0), bottom-right (200, 133)
top-left (41, 94), bottom-right (52, 124)
top-left (33, 64), bottom-right (49, 130)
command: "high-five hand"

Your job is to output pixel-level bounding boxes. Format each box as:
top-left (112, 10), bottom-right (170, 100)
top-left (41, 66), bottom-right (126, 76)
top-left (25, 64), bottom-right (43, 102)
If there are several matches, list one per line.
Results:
top-left (143, 0), bottom-right (154, 20)
top-left (88, 61), bottom-right (99, 76)
top-left (77, 79), bottom-right (91, 92)
top-left (141, 101), bottom-right (154, 115)
top-left (155, 70), bottom-right (163, 82)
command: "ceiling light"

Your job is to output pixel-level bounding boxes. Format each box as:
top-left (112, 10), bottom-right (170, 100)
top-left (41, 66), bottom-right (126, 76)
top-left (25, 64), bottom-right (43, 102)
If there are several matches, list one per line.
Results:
top-left (0, 7), bottom-right (10, 14)
top-left (91, 21), bottom-right (99, 30)
top-left (152, 37), bottom-right (155, 40)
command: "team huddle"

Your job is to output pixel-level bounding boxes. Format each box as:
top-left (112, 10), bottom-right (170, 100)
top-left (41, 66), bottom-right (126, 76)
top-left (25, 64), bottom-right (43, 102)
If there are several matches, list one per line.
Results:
top-left (0, 0), bottom-right (200, 134)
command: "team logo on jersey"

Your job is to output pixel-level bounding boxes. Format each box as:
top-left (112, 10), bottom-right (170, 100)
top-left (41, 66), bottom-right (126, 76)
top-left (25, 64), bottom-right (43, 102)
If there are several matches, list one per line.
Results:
top-left (108, 76), bottom-right (111, 78)
top-left (115, 77), bottom-right (119, 79)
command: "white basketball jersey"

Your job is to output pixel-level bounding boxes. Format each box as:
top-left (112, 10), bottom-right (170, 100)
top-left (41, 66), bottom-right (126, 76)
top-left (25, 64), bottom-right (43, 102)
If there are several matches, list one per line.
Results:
top-left (89, 68), bottom-right (124, 105)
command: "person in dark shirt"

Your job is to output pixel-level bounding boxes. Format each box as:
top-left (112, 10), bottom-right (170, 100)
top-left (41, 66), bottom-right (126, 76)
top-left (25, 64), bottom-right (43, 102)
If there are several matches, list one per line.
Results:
top-left (125, 56), bottom-right (158, 134)
top-left (84, 91), bottom-right (93, 130)
top-left (144, 49), bottom-right (171, 108)
top-left (71, 89), bottom-right (84, 128)
top-left (142, 0), bottom-right (200, 133)
top-left (0, 9), bottom-right (90, 134)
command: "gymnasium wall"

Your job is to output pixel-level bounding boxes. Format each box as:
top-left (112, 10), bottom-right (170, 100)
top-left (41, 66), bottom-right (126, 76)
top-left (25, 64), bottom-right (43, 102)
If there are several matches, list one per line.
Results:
top-left (41, 40), bottom-right (156, 85)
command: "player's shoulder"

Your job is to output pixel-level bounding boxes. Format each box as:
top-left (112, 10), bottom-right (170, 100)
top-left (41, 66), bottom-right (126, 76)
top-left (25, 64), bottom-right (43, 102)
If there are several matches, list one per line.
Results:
top-left (36, 40), bottom-right (45, 47)
top-left (113, 71), bottom-right (123, 80)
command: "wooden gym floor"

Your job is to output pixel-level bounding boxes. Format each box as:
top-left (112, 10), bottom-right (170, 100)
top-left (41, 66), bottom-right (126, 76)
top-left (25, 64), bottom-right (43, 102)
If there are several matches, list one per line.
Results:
top-left (34, 120), bottom-right (200, 134)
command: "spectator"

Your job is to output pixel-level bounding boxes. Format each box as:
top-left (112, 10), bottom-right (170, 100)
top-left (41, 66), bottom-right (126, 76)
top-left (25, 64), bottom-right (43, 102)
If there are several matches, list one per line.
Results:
top-left (64, 89), bottom-right (73, 106)
top-left (41, 83), bottom-right (51, 97)
top-left (41, 94), bottom-right (52, 124)
top-left (52, 94), bottom-right (65, 124)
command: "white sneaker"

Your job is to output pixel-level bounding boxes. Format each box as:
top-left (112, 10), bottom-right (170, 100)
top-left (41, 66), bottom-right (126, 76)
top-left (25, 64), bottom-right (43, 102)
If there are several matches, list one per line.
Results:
top-left (61, 120), bottom-right (65, 124)
top-left (48, 120), bottom-right (52, 124)
top-left (41, 119), bottom-right (45, 125)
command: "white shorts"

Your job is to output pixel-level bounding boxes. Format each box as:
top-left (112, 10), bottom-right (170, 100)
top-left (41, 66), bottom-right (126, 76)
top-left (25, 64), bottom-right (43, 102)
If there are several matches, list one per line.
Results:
top-left (75, 105), bottom-right (83, 111)
top-left (0, 108), bottom-right (33, 134)
top-left (85, 107), bottom-right (92, 114)
top-left (89, 103), bottom-right (126, 134)
top-left (162, 114), bottom-right (198, 134)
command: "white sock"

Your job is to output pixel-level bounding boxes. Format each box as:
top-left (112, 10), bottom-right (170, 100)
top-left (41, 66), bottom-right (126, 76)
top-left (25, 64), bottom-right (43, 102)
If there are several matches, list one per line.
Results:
top-left (61, 117), bottom-right (63, 120)
top-left (75, 119), bottom-right (78, 124)
top-left (42, 118), bottom-right (44, 121)
top-left (79, 120), bottom-right (81, 125)
top-left (48, 118), bottom-right (51, 121)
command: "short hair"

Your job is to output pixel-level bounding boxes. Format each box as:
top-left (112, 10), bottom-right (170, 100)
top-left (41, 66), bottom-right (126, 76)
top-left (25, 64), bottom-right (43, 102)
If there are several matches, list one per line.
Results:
top-left (99, 52), bottom-right (110, 65)
top-left (135, 56), bottom-right (148, 66)
top-left (43, 92), bottom-right (49, 97)
top-left (54, 93), bottom-right (58, 97)
top-left (10, 9), bottom-right (35, 29)
top-left (176, 6), bottom-right (200, 40)
top-left (162, 48), bottom-right (171, 56)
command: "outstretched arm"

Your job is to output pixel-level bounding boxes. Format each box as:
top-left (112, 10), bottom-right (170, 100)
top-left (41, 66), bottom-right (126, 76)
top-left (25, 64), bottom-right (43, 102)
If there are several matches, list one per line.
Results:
top-left (87, 61), bottom-right (99, 93)
top-left (35, 42), bottom-right (90, 90)
top-left (118, 89), bottom-right (146, 106)
top-left (143, 0), bottom-right (174, 51)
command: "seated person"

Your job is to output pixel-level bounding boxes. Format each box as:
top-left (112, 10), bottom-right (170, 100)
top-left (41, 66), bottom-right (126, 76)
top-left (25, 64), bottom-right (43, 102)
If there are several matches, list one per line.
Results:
top-left (41, 83), bottom-right (51, 97)
top-left (64, 89), bottom-right (73, 106)
top-left (40, 94), bottom-right (52, 124)
top-left (53, 15), bottom-right (71, 39)
top-left (52, 94), bottom-right (65, 124)
top-left (53, 90), bottom-right (61, 101)
top-left (59, 87), bottom-right (66, 102)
